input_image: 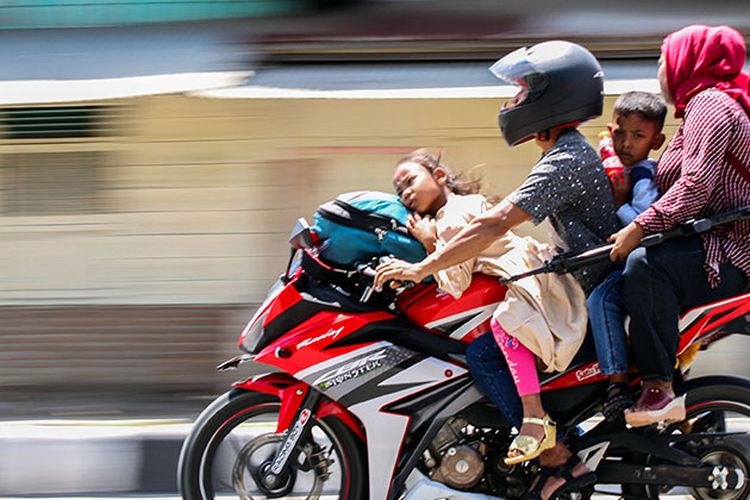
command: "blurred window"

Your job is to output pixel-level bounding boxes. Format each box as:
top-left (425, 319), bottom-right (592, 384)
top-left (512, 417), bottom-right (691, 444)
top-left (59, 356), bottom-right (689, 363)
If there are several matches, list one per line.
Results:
top-left (0, 106), bottom-right (121, 217)
top-left (1, 151), bottom-right (104, 216)
top-left (0, 106), bottom-right (119, 140)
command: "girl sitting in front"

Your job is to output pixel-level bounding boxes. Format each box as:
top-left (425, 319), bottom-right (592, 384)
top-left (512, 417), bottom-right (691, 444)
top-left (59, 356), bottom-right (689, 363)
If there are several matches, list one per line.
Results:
top-left (392, 148), bottom-right (588, 464)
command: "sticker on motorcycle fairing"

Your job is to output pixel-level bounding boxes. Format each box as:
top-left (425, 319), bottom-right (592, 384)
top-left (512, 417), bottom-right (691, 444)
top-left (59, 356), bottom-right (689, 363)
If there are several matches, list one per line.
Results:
top-left (575, 363), bottom-right (600, 382)
top-left (270, 408), bottom-right (311, 475)
top-left (296, 326), bottom-right (344, 349)
top-left (314, 349), bottom-right (388, 390)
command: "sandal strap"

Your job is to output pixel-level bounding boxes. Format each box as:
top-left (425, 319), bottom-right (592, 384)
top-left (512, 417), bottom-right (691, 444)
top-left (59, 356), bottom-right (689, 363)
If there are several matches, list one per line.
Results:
top-left (521, 417), bottom-right (546, 426)
top-left (521, 415), bottom-right (556, 426)
top-left (557, 468), bottom-right (576, 482)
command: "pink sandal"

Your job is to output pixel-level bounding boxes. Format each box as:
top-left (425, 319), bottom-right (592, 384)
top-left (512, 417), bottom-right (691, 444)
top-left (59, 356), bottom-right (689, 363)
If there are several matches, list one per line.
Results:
top-left (624, 387), bottom-right (686, 427)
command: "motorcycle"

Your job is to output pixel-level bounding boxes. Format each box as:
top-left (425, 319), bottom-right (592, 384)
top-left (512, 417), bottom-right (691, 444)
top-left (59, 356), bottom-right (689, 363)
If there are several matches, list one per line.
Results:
top-left (178, 218), bottom-right (750, 500)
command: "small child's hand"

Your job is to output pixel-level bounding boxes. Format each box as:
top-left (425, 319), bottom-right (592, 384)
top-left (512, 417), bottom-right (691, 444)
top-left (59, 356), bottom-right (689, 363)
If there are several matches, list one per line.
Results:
top-left (609, 171), bottom-right (631, 208)
top-left (407, 213), bottom-right (437, 253)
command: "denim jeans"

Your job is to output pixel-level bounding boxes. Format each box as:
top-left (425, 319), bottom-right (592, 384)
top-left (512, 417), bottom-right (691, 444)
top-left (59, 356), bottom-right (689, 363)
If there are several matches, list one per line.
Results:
top-left (586, 269), bottom-right (629, 376)
top-left (466, 332), bottom-right (523, 429)
top-left (622, 236), bottom-right (748, 381)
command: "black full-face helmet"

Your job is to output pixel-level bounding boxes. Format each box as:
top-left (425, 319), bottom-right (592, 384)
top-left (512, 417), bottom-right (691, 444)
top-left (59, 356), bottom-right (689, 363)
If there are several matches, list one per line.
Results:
top-left (490, 41), bottom-right (604, 146)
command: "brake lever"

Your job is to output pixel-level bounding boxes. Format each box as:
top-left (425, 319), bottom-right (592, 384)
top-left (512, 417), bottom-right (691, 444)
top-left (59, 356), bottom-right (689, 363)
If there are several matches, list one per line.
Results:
top-left (356, 263), bottom-right (378, 302)
top-left (400, 280), bottom-right (416, 290)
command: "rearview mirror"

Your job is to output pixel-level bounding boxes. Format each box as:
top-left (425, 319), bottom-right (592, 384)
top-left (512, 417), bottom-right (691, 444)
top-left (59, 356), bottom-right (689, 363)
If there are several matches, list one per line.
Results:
top-left (289, 218), bottom-right (313, 249)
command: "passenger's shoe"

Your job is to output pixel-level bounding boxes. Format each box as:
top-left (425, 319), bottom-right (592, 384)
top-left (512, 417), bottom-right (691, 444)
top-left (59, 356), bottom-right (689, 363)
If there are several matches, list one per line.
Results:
top-left (505, 414), bottom-right (556, 465)
top-left (624, 387), bottom-right (686, 427)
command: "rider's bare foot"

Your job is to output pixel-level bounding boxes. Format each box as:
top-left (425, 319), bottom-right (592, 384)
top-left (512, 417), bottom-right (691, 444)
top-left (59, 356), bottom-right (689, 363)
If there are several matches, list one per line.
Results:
top-left (539, 460), bottom-right (591, 500)
top-left (526, 445), bottom-right (596, 500)
top-left (538, 442), bottom-right (570, 467)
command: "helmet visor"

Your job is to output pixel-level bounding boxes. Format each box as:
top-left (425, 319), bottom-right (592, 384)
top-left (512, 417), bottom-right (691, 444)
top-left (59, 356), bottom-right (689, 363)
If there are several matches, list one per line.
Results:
top-left (489, 47), bottom-right (537, 85)
top-left (490, 47), bottom-right (548, 108)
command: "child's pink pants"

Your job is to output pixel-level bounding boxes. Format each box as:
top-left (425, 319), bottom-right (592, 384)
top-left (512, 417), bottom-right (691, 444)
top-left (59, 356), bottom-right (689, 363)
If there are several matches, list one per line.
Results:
top-left (491, 318), bottom-right (540, 397)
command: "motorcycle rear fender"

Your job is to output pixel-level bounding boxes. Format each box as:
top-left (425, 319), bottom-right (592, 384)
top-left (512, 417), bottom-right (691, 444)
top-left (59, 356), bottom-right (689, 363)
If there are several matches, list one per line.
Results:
top-left (232, 372), bottom-right (365, 441)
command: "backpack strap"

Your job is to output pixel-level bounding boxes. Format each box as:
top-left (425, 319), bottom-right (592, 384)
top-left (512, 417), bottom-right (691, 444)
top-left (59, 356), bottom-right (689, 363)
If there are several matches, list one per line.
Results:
top-left (319, 199), bottom-right (411, 240)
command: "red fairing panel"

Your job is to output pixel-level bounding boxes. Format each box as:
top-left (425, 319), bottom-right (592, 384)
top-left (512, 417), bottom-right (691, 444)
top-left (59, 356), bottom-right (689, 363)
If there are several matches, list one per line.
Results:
top-left (541, 361), bottom-right (609, 392)
top-left (237, 273), bottom-right (303, 350)
top-left (677, 292), bottom-right (750, 354)
top-left (254, 310), bottom-right (395, 374)
top-left (233, 373), bottom-right (364, 439)
top-left (263, 276), bottom-right (304, 326)
top-left (397, 274), bottom-right (507, 343)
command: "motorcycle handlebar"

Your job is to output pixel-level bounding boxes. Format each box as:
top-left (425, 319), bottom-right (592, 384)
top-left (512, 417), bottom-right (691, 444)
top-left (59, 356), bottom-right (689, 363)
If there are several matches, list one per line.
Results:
top-left (355, 258), bottom-right (415, 303)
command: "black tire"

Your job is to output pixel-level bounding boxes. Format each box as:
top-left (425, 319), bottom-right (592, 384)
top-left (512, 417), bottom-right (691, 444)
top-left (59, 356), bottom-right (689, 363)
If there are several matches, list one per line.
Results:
top-left (623, 377), bottom-right (750, 500)
top-left (178, 389), bottom-right (367, 500)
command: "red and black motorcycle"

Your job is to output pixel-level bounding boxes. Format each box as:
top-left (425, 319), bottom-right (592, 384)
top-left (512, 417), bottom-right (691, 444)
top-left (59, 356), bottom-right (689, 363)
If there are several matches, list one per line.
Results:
top-left (178, 215), bottom-right (750, 500)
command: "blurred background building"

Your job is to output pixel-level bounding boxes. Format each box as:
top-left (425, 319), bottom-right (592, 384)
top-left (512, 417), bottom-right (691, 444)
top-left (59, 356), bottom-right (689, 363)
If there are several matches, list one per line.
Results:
top-left (1, 0), bottom-right (749, 414)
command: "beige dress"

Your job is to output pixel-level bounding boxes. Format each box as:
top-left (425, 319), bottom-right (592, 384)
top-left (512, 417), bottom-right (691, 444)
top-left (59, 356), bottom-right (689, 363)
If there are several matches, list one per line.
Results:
top-left (433, 194), bottom-right (588, 373)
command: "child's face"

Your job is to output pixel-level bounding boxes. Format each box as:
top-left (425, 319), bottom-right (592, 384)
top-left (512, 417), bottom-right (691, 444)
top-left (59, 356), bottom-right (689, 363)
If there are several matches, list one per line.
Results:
top-left (393, 162), bottom-right (447, 214)
top-left (609, 113), bottom-right (665, 167)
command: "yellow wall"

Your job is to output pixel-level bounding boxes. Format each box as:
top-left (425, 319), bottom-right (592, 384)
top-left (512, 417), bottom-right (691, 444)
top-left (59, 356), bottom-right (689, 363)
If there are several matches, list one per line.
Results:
top-left (0, 94), bottom-right (678, 306)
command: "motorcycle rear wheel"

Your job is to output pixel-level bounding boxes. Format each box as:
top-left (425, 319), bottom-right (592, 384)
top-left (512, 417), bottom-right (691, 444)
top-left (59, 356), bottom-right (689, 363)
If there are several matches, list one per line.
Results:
top-left (622, 378), bottom-right (750, 500)
top-left (178, 389), bottom-right (367, 500)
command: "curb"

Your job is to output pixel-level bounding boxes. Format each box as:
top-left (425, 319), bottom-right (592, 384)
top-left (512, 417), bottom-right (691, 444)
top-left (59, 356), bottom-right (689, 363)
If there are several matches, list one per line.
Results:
top-left (0, 421), bottom-right (188, 496)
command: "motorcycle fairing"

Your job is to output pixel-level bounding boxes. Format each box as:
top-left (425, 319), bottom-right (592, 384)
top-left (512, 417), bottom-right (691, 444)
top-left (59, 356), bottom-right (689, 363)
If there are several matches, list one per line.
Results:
top-left (232, 372), bottom-right (365, 438)
top-left (279, 337), bottom-right (469, 500)
top-left (340, 349), bottom-right (468, 500)
top-left (397, 274), bottom-right (507, 344)
top-left (326, 318), bottom-right (467, 361)
top-left (384, 375), bottom-right (488, 498)
top-left (255, 309), bottom-right (395, 374)
top-left (677, 291), bottom-right (750, 353)
top-left (231, 373), bottom-right (307, 433)
top-left (424, 302), bottom-right (502, 341)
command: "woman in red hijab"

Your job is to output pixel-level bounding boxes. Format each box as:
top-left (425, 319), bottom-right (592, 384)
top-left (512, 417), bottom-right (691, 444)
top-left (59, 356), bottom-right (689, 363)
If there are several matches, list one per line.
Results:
top-left (610, 25), bottom-right (750, 427)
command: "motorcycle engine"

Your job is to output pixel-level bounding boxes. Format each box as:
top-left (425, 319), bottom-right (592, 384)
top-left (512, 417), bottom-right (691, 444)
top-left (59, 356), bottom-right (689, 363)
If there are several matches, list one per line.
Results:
top-left (426, 417), bottom-right (487, 490)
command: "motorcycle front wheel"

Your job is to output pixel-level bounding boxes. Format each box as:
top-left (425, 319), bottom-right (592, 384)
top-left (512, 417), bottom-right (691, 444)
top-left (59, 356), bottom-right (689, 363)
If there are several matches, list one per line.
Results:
top-left (178, 389), bottom-right (367, 500)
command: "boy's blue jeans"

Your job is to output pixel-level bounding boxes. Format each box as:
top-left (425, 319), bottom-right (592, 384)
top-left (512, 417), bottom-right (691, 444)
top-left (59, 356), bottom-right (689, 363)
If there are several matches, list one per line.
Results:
top-left (586, 269), bottom-right (629, 376)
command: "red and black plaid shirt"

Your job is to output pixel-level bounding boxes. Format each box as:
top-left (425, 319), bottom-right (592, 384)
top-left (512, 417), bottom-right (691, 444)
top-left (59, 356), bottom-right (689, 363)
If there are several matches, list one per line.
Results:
top-left (635, 88), bottom-right (750, 287)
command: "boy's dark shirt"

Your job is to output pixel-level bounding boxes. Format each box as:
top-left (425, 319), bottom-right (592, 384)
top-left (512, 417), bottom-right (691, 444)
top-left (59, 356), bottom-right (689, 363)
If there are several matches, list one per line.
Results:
top-left (507, 129), bottom-right (620, 294)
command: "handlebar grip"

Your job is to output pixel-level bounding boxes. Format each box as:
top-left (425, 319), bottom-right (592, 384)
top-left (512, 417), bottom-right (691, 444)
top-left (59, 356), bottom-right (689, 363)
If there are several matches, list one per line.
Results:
top-left (359, 266), bottom-right (377, 278)
top-left (401, 280), bottom-right (416, 290)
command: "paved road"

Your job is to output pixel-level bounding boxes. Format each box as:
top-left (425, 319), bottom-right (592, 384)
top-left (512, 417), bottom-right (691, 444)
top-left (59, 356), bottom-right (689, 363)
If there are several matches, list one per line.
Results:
top-left (0, 495), bottom-right (693, 499)
top-left (2, 419), bottom-right (721, 499)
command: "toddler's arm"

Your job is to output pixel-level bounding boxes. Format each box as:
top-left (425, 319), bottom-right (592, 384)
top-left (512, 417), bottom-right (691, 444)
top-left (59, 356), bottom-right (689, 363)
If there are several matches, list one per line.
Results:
top-left (616, 168), bottom-right (658, 226)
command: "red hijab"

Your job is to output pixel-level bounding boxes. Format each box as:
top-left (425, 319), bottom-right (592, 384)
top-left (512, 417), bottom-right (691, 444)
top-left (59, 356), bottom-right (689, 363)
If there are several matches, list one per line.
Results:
top-left (662, 24), bottom-right (750, 118)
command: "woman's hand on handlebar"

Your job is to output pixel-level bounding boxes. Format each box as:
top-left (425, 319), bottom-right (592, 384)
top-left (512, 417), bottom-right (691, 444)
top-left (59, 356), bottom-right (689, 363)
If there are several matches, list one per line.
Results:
top-left (373, 258), bottom-right (427, 290)
top-left (609, 221), bottom-right (645, 261)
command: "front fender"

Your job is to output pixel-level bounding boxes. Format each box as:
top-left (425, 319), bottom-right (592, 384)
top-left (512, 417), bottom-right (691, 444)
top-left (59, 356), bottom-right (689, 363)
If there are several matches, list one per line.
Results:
top-left (232, 373), bottom-right (365, 441)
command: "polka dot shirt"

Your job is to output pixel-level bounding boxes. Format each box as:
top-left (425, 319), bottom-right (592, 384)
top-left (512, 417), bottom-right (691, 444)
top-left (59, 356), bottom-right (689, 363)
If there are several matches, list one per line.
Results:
top-left (507, 128), bottom-right (620, 293)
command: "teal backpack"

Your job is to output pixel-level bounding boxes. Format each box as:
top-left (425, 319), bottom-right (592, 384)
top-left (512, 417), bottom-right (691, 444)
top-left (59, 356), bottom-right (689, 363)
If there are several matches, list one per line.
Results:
top-left (311, 191), bottom-right (427, 267)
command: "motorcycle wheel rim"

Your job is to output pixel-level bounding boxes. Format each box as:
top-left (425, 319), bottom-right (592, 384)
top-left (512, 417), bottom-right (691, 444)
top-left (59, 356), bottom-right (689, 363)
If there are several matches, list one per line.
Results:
top-left (198, 401), bottom-right (349, 500)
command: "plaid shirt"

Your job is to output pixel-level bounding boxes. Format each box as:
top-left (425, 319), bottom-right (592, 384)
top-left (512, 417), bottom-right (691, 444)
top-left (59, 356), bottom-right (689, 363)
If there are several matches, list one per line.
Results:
top-left (635, 88), bottom-right (750, 286)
